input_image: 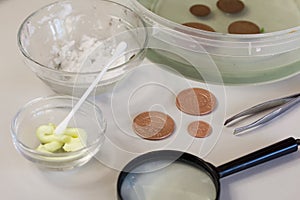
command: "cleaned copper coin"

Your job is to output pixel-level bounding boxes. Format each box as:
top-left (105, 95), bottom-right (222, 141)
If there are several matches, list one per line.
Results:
top-left (217, 0), bottom-right (245, 14)
top-left (188, 121), bottom-right (212, 138)
top-left (228, 20), bottom-right (260, 34)
top-left (132, 111), bottom-right (175, 140)
top-left (190, 4), bottom-right (211, 17)
top-left (176, 88), bottom-right (216, 116)
top-left (182, 22), bottom-right (215, 32)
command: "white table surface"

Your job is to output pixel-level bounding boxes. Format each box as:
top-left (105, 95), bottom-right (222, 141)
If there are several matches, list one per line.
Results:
top-left (2, 0), bottom-right (300, 199)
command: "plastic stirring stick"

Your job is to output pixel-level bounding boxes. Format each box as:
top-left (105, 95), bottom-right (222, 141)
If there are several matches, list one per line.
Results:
top-left (54, 41), bottom-right (128, 134)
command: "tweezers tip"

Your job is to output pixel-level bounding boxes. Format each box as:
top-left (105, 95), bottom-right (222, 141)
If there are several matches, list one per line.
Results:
top-left (233, 129), bottom-right (243, 136)
top-left (224, 119), bottom-right (231, 126)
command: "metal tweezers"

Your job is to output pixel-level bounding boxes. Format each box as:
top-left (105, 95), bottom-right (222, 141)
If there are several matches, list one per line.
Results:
top-left (224, 92), bottom-right (300, 135)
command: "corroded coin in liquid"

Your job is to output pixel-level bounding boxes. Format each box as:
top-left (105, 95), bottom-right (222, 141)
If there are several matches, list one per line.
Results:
top-left (217, 0), bottom-right (245, 14)
top-left (182, 22), bottom-right (215, 32)
top-left (228, 20), bottom-right (260, 34)
top-left (190, 4), bottom-right (211, 17)
top-left (132, 111), bottom-right (175, 140)
top-left (188, 121), bottom-right (212, 138)
top-left (176, 88), bottom-right (217, 116)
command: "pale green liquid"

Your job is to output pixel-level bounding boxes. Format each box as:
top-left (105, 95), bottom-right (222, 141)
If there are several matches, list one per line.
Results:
top-left (140, 0), bottom-right (300, 33)
top-left (121, 162), bottom-right (217, 200)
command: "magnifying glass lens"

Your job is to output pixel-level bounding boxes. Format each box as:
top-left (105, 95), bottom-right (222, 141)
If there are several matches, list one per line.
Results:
top-left (120, 161), bottom-right (217, 200)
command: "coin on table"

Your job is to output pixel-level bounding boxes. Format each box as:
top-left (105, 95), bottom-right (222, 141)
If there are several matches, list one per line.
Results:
top-left (176, 88), bottom-right (217, 116)
top-left (188, 121), bottom-right (212, 138)
top-left (132, 111), bottom-right (175, 140)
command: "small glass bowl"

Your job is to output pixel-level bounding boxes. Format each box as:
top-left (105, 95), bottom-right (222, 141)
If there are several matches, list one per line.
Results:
top-left (11, 96), bottom-right (106, 170)
top-left (18, 0), bottom-right (148, 96)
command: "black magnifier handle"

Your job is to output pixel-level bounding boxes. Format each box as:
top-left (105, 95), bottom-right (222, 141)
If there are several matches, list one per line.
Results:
top-left (217, 137), bottom-right (299, 178)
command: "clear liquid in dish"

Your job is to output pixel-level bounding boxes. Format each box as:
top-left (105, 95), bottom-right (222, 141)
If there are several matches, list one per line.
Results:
top-left (139, 0), bottom-right (300, 33)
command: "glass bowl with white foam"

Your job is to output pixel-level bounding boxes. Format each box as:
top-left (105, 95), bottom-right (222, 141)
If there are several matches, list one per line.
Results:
top-left (18, 0), bottom-right (148, 96)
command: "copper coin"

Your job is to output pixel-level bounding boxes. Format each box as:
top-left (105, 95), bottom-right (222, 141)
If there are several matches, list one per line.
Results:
top-left (228, 20), bottom-right (260, 34)
top-left (176, 88), bottom-right (216, 116)
top-left (132, 111), bottom-right (175, 140)
top-left (182, 22), bottom-right (215, 32)
top-left (188, 121), bottom-right (212, 138)
top-left (190, 4), bottom-right (211, 17)
top-left (217, 0), bottom-right (245, 14)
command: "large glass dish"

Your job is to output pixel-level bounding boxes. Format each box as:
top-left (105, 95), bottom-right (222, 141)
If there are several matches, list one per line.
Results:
top-left (130, 0), bottom-right (300, 84)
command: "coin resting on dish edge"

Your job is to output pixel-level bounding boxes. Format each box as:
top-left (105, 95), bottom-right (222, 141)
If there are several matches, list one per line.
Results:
top-left (182, 22), bottom-right (215, 32)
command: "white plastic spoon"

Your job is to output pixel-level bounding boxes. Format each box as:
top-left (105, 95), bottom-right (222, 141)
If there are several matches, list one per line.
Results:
top-left (54, 41), bottom-right (128, 134)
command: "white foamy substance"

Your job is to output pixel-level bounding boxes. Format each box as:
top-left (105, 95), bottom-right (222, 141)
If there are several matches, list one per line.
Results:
top-left (49, 35), bottom-right (125, 73)
top-left (121, 162), bottom-right (217, 200)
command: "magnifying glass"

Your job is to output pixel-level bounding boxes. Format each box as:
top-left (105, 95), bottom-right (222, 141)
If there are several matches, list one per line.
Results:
top-left (117, 137), bottom-right (300, 200)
